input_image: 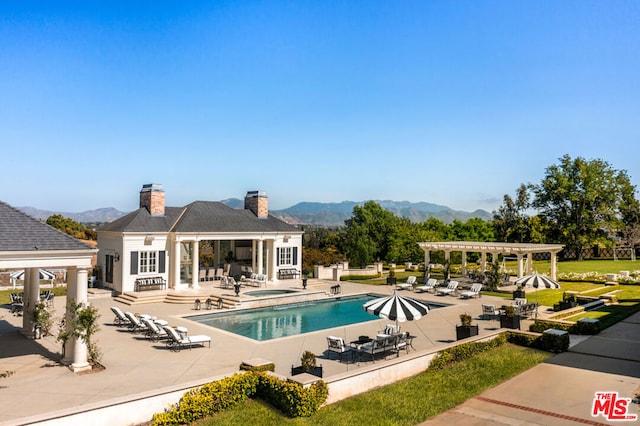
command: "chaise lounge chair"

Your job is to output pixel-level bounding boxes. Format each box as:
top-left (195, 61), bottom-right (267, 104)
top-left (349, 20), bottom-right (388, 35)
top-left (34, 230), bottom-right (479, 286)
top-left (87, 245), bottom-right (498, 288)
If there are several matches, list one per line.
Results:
top-left (140, 318), bottom-right (168, 341)
top-left (459, 283), bottom-right (483, 299)
top-left (124, 312), bottom-right (148, 333)
top-left (163, 326), bottom-right (211, 351)
top-left (396, 275), bottom-right (417, 291)
top-left (415, 278), bottom-right (438, 293)
top-left (436, 280), bottom-right (459, 296)
top-left (111, 306), bottom-right (131, 327)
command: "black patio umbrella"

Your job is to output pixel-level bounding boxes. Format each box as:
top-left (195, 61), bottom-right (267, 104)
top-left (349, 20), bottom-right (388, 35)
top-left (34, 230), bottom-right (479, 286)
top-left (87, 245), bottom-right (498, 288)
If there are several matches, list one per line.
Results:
top-left (363, 291), bottom-right (430, 327)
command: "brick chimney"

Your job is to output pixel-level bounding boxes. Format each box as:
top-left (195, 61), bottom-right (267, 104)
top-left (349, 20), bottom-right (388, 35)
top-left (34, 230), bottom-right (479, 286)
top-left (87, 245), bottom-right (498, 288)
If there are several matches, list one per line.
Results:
top-left (139, 183), bottom-right (165, 216)
top-left (244, 190), bottom-right (268, 218)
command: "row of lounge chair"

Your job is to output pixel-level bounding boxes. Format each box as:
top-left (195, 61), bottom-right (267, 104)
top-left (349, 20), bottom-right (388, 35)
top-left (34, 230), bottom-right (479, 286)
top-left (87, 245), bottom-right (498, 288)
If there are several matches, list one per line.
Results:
top-left (398, 277), bottom-right (483, 298)
top-left (110, 306), bottom-right (211, 351)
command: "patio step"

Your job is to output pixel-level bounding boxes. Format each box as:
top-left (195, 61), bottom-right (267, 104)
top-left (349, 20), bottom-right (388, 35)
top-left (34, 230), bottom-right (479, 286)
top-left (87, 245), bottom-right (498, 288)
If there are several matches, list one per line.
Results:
top-left (114, 291), bottom-right (167, 306)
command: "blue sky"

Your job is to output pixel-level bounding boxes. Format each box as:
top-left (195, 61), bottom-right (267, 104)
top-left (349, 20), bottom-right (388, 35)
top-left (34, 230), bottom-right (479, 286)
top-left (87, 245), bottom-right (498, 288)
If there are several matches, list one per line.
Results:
top-left (2, 1), bottom-right (639, 213)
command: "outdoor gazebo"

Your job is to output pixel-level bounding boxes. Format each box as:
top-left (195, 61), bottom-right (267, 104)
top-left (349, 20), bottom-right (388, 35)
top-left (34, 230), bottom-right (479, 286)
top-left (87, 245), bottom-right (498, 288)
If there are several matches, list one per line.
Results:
top-left (0, 201), bottom-right (97, 372)
top-left (418, 241), bottom-right (565, 280)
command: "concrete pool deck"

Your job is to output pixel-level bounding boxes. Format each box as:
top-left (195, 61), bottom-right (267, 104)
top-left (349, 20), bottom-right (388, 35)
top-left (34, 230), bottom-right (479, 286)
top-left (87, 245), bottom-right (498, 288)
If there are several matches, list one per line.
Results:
top-left (2, 279), bottom-right (635, 425)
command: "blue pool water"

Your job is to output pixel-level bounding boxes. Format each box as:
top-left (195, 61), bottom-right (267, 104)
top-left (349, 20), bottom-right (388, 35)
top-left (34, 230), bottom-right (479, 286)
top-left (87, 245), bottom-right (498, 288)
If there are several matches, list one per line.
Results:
top-left (186, 295), bottom-right (445, 341)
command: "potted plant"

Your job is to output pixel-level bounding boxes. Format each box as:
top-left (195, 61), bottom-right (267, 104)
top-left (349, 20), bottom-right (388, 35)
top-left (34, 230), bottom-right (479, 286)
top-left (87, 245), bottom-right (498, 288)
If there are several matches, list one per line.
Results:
top-left (32, 302), bottom-right (53, 339)
top-left (554, 292), bottom-right (578, 311)
top-left (499, 305), bottom-right (520, 330)
top-left (291, 350), bottom-right (323, 378)
top-left (513, 286), bottom-right (526, 300)
top-left (302, 269), bottom-right (309, 289)
top-left (386, 267), bottom-right (397, 285)
top-left (456, 312), bottom-right (479, 340)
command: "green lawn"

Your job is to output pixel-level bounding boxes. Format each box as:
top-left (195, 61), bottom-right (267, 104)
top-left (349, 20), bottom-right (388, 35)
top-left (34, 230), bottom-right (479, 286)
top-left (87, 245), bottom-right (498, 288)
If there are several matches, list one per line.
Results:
top-left (195, 344), bottom-right (551, 426)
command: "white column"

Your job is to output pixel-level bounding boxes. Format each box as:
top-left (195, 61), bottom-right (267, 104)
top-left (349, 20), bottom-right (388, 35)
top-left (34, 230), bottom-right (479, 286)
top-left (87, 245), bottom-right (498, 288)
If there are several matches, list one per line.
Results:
top-left (71, 267), bottom-right (90, 372)
top-left (424, 250), bottom-right (430, 280)
top-left (461, 250), bottom-right (467, 276)
top-left (550, 252), bottom-right (558, 280)
top-left (526, 254), bottom-right (533, 274)
top-left (191, 241), bottom-right (200, 289)
top-left (22, 268), bottom-right (40, 336)
top-left (480, 252), bottom-right (487, 273)
top-left (257, 240), bottom-right (264, 275)
top-left (215, 240), bottom-right (221, 267)
top-left (62, 267), bottom-right (77, 365)
top-left (252, 240), bottom-right (257, 272)
top-left (173, 239), bottom-right (181, 289)
top-left (516, 254), bottom-right (524, 278)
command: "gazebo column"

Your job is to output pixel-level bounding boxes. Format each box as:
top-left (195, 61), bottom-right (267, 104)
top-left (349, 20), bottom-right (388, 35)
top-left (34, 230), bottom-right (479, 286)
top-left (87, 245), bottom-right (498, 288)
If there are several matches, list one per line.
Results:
top-left (516, 254), bottom-right (524, 278)
top-left (22, 268), bottom-right (40, 337)
top-left (252, 240), bottom-right (257, 272)
top-left (70, 267), bottom-right (90, 372)
top-left (191, 240), bottom-right (200, 289)
top-left (461, 250), bottom-right (467, 276)
top-left (550, 251), bottom-right (558, 280)
top-left (257, 239), bottom-right (264, 275)
top-left (215, 241), bottom-right (221, 267)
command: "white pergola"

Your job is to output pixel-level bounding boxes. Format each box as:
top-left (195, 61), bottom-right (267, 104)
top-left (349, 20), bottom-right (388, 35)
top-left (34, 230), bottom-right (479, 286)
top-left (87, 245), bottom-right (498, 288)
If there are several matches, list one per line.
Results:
top-left (418, 241), bottom-right (565, 280)
top-left (1, 201), bottom-right (98, 372)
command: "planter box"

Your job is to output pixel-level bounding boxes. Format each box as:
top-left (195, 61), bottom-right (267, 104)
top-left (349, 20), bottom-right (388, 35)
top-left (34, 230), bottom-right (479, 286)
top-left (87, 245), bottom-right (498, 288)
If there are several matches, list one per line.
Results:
top-left (553, 301), bottom-right (577, 311)
top-left (386, 277), bottom-right (397, 285)
top-left (291, 365), bottom-right (323, 378)
top-left (456, 325), bottom-right (479, 340)
top-left (512, 289), bottom-right (526, 300)
top-left (499, 315), bottom-right (520, 330)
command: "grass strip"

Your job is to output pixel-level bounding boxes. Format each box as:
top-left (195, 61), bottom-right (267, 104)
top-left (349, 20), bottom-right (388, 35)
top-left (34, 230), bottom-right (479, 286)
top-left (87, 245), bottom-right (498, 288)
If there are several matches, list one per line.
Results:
top-left (197, 343), bottom-right (552, 426)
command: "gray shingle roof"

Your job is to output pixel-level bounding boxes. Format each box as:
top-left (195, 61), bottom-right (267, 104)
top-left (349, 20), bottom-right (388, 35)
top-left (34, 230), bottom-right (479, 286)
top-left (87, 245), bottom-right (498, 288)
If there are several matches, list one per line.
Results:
top-left (98, 201), bottom-right (301, 234)
top-left (0, 201), bottom-right (94, 251)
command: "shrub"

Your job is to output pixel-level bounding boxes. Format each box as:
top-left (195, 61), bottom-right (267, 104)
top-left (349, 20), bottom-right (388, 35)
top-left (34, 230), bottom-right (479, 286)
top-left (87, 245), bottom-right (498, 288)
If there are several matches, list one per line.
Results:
top-left (151, 371), bottom-right (328, 425)
top-left (429, 334), bottom-right (507, 370)
top-left (339, 274), bottom-right (380, 281)
top-left (239, 362), bottom-right (275, 372)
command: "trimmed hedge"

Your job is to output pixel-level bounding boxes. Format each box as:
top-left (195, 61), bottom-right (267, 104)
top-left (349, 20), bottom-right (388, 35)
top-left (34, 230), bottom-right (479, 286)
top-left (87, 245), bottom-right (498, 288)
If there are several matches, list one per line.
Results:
top-left (339, 274), bottom-right (380, 281)
top-left (429, 334), bottom-right (507, 370)
top-left (239, 362), bottom-right (275, 373)
top-left (151, 372), bottom-right (328, 425)
top-left (506, 330), bottom-right (569, 353)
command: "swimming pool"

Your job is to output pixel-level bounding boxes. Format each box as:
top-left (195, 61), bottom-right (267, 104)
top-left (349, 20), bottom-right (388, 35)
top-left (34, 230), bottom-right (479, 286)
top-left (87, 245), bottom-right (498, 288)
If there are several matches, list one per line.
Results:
top-left (186, 295), bottom-right (445, 341)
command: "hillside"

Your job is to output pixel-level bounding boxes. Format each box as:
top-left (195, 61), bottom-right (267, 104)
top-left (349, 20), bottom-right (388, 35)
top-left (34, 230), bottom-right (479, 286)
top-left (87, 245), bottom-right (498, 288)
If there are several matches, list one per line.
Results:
top-left (18, 200), bottom-right (491, 227)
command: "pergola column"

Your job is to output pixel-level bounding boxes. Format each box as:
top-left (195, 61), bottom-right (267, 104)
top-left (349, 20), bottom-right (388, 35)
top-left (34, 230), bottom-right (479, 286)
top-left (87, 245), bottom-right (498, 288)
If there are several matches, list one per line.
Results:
top-left (70, 267), bottom-right (90, 372)
top-left (22, 267), bottom-right (40, 337)
top-left (526, 254), bottom-right (533, 274)
top-left (550, 251), bottom-right (558, 280)
top-left (461, 250), bottom-right (467, 276)
top-left (480, 252), bottom-right (487, 273)
top-left (516, 254), bottom-right (524, 278)
top-left (191, 240), bottom-right (200, 289)
top-left (424, 250), bottom-right (430, 281)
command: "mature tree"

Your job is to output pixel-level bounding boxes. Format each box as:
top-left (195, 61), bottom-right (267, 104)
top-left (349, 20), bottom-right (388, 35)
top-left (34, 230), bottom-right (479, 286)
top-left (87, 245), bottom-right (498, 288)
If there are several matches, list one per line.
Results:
top-left (46, 214), bottom-right (93, 240)
top-left (342, 201), bottom-right (398, 263)
top-left (492, 184), bottom-right (530, 242)
top-left (450, 217), bottom-right (495, 242)
top-left (530, 154), bottom-right (636, 259)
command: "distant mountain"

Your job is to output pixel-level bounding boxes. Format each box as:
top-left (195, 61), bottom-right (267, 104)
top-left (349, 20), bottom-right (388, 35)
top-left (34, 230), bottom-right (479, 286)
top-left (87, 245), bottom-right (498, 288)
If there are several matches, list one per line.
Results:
top-left (18, 206), bottom-right (128, 224)
top-left (17, 199), bottom-right (491, 227)
top-left (270, 200), bottom-right (491, 226)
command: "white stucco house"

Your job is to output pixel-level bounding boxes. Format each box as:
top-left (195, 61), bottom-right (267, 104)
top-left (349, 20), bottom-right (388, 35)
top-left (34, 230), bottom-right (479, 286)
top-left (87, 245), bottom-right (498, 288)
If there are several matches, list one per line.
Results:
top-left (96, 184), bottom-right (303, 294)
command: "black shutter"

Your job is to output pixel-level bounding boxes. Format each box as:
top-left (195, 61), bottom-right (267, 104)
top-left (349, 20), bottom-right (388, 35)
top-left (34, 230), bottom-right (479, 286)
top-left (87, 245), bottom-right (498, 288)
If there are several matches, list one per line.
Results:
top-left (293, 247), bottom-right (298, 265)
top-left (276, 248), bottom-right (280, 266)
top-left (131, 251), bottom-right (138, 275)
top-left (158, 251), bottom-right (166, 273)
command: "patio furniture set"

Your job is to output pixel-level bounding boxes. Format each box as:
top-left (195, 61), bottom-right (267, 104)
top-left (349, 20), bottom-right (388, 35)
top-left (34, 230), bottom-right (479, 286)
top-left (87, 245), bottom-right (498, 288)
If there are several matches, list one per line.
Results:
top-left (326, 324), bottom-right (415, 363)
top-left (110, 306), bottom-right (211, 351)
top-left (9, 290), bottom-right (54, 315)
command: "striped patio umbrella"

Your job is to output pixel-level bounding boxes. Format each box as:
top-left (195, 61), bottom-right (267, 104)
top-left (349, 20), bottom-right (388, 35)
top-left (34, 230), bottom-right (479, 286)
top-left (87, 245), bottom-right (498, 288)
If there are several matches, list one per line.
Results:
top-left (514, 272), bottom-right (561, 290)
top-left (363, 291), bottom-right (430, 327)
